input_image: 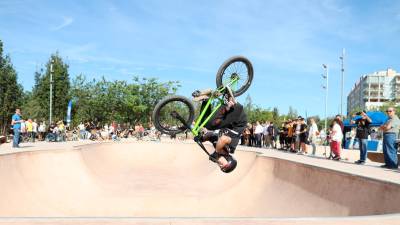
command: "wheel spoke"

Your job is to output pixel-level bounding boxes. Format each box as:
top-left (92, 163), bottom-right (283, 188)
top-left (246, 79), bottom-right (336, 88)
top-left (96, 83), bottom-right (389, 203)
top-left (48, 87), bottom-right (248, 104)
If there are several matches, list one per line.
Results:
top-left (158, 100), bottom-right (191, 132)
top-left (220, 60), bottom-right (249, 92)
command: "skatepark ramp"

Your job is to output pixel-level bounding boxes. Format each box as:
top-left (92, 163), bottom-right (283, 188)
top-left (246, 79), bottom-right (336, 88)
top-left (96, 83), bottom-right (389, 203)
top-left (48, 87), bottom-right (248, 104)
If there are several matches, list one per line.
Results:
top-left (0, 142), bottom-right (399, 223)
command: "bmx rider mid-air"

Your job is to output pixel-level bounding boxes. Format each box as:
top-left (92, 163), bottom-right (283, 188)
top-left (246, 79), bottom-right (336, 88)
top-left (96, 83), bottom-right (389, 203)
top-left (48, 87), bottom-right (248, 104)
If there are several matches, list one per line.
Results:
top-left (194, 89), bottom-right (247, 172)
top-left (152, 56), bottom-right (254, 173)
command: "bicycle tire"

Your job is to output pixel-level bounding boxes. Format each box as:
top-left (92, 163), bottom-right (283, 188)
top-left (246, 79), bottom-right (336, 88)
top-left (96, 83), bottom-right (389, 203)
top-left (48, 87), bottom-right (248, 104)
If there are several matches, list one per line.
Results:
top-left (152, 95), bottom-right (195, 135)
top-left (216, 56), bottom-right (254, 97)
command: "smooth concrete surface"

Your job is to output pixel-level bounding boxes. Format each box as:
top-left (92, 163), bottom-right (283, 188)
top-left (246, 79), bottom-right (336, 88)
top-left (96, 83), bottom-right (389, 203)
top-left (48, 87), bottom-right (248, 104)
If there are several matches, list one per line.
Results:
top-left (0, 140), bottom-right (399, 224)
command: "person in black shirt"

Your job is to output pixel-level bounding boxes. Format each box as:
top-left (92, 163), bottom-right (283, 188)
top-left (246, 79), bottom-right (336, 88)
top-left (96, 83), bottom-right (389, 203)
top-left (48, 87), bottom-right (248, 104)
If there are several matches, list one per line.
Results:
top-left (298, 117), bottom-right (308, 154)
top-left (199, 96), bottom-right (247, 172)
top-left (351, 111), bottom-right (372, 164)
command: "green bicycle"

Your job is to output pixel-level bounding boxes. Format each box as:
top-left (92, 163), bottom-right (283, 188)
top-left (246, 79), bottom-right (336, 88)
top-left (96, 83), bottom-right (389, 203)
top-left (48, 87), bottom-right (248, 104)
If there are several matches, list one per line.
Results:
top-left (152, 56), bottom-right (253, 170)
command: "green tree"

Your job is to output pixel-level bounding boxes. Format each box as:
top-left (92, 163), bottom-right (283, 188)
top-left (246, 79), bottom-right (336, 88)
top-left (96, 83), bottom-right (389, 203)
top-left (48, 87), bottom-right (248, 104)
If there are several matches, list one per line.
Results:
top-left (68, 75), bottom-right (179, 126)
top-left (0, 40), bottom-right (24, 135)
top-left (272, 107), bottom-right (279, 122)
top-left (26, 53), bottom-right (70, 123)
top-left (244, 94), bottom-right (253, 115)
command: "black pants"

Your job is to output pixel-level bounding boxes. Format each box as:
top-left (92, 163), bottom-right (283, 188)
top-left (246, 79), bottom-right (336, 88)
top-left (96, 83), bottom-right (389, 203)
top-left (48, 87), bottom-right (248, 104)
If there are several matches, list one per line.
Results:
top-left (255, 133), bottom-right (262, 147)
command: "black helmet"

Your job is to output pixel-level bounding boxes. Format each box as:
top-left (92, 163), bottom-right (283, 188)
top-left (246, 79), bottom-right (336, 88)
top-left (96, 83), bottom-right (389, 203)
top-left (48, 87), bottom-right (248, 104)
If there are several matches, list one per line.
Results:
top-left (220, 155), bottom-right (237, 173)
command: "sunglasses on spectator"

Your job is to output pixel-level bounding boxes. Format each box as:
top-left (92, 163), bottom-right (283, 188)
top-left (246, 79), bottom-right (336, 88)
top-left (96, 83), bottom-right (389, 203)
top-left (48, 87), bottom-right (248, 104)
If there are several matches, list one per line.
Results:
top-left (386, 110), bottom-right (393, 112)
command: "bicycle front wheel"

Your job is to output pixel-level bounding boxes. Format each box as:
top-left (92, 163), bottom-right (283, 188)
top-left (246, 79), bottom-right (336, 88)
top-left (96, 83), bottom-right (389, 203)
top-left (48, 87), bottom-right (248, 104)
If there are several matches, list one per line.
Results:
top-left (216, 56), bottom-right (254, 97)
top-left (152, 95), bottom-right (195, 135)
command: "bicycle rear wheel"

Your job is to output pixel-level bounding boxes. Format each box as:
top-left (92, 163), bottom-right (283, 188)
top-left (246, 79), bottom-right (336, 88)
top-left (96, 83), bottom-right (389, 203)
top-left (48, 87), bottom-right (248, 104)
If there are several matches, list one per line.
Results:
top-left (216, 56), bottom-right (254, 97)
top-left (152, 95), bottom-right (195, 135)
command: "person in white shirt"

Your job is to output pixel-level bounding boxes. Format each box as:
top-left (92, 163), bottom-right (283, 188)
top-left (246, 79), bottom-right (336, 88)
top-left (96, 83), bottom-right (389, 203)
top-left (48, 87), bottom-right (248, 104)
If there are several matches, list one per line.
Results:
top-left (78, 122), bottom-right (86, 140)
top-left (38, 122), bottom-right (45, 141)
top-left (308, 118), bottom-right (319, 155)
top-left (32, 119), bottom-right (38, 142)
top-left (254, 121), bottom-right (264, 148)
top-left (330, 118), bottom-right (343, 160)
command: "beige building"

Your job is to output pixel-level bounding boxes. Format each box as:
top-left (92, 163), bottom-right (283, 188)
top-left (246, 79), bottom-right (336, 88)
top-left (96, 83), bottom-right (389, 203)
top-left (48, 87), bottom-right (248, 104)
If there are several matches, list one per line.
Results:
top-left (347, 68), bottom-right (400, 114)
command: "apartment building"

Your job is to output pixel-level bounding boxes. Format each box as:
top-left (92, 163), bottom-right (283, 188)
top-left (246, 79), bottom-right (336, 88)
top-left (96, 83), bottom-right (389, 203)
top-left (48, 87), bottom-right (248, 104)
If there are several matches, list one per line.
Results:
top-left (347, 68), bottom-right (400, 114)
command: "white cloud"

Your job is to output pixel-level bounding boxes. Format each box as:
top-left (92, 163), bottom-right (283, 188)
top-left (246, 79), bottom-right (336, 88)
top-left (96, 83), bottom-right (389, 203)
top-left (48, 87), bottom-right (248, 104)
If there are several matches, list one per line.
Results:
top-left (52, 16), bottom-right (74, 31)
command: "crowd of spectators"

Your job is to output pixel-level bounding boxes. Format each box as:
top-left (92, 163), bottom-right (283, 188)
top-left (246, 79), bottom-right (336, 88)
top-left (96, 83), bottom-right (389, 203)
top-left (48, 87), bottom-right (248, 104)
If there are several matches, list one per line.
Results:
top-left (241, 116), bottom-right (317, 155)
top-left (239, 110), bottom-right (400, 170)
top-left (5, 108), bottom-right (161, 147)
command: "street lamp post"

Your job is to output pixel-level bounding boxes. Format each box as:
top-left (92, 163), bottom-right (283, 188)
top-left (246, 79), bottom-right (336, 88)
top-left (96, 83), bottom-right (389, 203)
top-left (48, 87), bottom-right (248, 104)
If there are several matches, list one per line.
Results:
top-left (339, 48), bottom-right (345, 117)
top-left (322, 64), bottom-right (329, 156)
top-left (322, 64), bottom-right (329, 135)
top-left (49, 59), bottom-right (54, 126)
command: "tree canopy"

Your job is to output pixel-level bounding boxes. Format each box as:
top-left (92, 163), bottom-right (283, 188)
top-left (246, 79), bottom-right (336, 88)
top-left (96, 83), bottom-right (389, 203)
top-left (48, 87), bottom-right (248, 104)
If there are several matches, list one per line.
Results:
top-left (0, 40), bottom-right (23, 135)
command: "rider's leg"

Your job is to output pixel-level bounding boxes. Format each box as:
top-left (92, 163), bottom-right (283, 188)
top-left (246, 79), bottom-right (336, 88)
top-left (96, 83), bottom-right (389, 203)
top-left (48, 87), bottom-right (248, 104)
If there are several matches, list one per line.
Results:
top-left (215, 135), bottom-right (232, 166)
top-left (216, 135), bottom-right (231, 154)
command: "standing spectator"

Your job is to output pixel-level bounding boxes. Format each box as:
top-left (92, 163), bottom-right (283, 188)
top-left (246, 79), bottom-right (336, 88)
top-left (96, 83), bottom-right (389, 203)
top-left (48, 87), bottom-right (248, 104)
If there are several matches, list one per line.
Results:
top-left (26, 119), bottom-right (33, 142)
top-left (85, 122), bottom-right (91, 139)
top-left (254, 121), bottom-right (263, 148)
top-left (242, 124), bottom-right (251, 146)
top-left (38, 121), bottom-right (46, 141)
top-left (20, 119), bottom-right (27, 142)
top-left (335, 114), bottom-right (345, 149)
top-left (298, 117), bottom-right (308, 154)
top-left (32, 119), bottom-right (38, 142)
top-left (58, 121), bottom-right (66, 142)
top-left (379, 107), bottom-right (400, 169)
top-left (52, 124), bottom-right (59, 141)
top-left (308, 118), bottom-right (319, 155)
top-left (267, 122), bottom-right (276, 148)
top-left (294, 118), bottom-right (302, 152)
top-left (335, 114), bottom-right (344, 133)
top-left (11, 108), bottom-right (23, 148)
top-left (78, 122), bottom-right (86, 139)
top-left (330, 118), bottom-right (343, 160)
top-left (286, 120), bottom-right (294, 151)
top-left (262, 121), bottom-right (270, 148)
top-left (278, 123), bottom-right (286, 150)
top-left (351, 111), bottom-right (371, 165)
top-left (250, 123), bottom-right (255, 147)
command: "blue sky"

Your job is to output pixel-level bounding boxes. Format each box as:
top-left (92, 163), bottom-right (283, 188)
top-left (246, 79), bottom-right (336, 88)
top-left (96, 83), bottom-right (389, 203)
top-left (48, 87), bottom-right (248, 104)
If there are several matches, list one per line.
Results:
top-left (1, 0), bottom-right (400, 117)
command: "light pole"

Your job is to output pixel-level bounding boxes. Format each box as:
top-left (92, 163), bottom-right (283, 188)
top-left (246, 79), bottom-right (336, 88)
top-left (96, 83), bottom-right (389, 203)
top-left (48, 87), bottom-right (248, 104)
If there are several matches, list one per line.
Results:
top-left (49, 59), bottom-right (54, 126)
top-left (339, 48), bottom-right (345, 118)
top-left (322, 64), bottom-right (329, 134)
top-left (322, 64), bottom-right (329, 155)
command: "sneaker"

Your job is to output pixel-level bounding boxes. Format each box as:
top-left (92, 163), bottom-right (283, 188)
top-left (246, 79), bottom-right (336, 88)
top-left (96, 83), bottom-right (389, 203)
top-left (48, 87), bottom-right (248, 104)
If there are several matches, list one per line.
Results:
top-left (209, 151), bottom-right (220, 163)
top-left (355, 160), bottom-right (365, 165)
top-left (387, 165), bottom-right (399, 169)
top-left (380, 164), bottom-right (389, 168)
top-left (333, 156), bottom-right (341, 161)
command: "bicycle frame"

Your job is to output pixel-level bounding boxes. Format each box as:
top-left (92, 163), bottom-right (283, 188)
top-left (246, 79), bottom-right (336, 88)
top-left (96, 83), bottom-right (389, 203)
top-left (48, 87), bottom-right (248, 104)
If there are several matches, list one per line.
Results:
top-left (190, 76), bottom-right (239, 136)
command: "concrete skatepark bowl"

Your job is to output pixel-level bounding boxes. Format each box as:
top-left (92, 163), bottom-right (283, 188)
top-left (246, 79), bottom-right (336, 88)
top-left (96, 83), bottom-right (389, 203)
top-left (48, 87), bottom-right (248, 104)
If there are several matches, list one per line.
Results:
top-left (0, 141), bottom-right (399, 225)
